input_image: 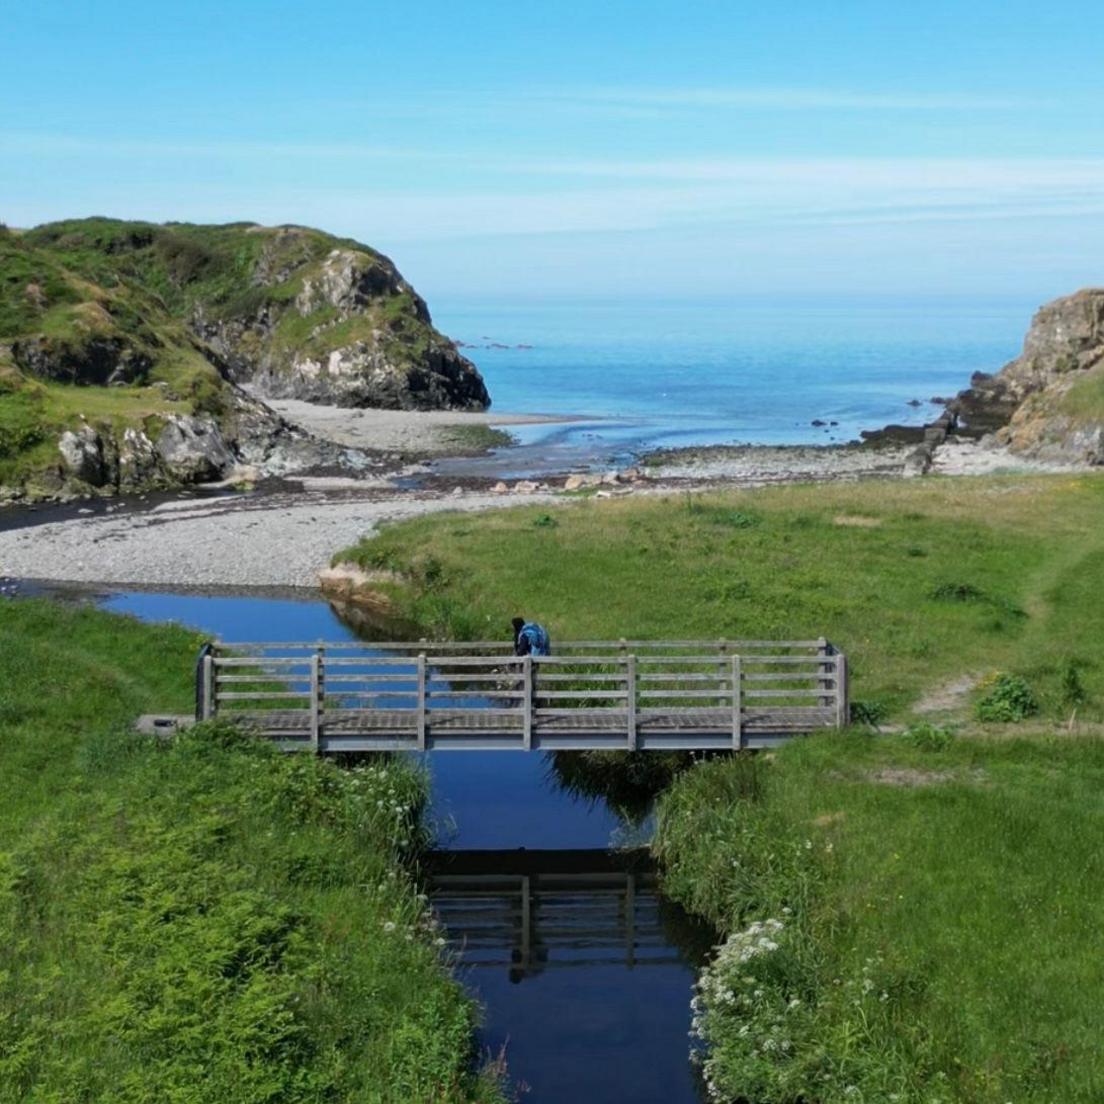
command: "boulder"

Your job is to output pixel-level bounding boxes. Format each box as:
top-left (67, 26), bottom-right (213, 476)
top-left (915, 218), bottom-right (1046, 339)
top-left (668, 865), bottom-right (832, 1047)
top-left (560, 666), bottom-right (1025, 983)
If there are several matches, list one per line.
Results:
top-left (513, 480), bottom-right (540, 495)
top-left (492, 481), bottom-right (509, 495)
top-left (58, 425), bottom-right (107, 486)
top-left (155, 415), bottom-right (235, 482)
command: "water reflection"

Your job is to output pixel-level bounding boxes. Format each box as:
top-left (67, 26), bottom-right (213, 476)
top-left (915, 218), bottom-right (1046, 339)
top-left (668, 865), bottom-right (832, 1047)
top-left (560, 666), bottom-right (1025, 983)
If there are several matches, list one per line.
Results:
top-left (425, 847), bottom-right (714, 982)
top-left (546, 749), bottom-right (704, 825)
top-left (426, 847), bottom-right (712, 1103)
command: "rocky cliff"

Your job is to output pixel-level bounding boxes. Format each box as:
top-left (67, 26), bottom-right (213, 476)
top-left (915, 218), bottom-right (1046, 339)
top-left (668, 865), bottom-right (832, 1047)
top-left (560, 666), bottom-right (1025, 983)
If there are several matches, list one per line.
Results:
top-left (0, 218), bottom-right (488, 500)
top-left (949, 288), bottom-right (1104, 465)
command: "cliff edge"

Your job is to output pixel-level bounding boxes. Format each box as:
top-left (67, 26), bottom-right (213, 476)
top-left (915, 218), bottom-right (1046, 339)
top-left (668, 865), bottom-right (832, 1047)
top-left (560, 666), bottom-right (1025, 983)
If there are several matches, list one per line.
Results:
top-left (950, 288), bottom-right (1104, 465)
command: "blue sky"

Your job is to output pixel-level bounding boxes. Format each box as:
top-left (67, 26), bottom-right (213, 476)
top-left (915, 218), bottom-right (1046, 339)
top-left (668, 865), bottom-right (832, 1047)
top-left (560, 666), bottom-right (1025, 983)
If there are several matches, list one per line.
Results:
top-left (3, 1), bottom-right (1103, 300)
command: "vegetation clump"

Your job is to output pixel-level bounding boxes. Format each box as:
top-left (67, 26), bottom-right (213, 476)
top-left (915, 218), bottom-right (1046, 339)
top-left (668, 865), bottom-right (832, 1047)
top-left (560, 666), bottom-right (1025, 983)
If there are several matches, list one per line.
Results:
top-left (0, 600), bottom-right (500, 1103)
top-left (975, 672), bottom-right (1039, 722)
top-left (657, 735), bottom-right (1104, 1102)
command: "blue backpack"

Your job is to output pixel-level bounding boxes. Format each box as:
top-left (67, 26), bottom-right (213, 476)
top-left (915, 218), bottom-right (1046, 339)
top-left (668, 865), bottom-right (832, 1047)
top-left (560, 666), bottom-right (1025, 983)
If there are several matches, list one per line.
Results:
top-left (518, 622), bottom-right (552, 656)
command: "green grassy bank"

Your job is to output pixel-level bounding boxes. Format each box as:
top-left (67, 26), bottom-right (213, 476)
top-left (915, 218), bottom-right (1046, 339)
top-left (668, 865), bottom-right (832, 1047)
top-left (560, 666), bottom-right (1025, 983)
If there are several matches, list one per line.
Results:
top-left (655, 734), bottom-right (1104, 1103)
top-left (330, 471), bottom-right (1104, 1101)
top-left (0, 600), bottom-right (499, 1103)
top-left (333, 473), bottom-right (1104, 723)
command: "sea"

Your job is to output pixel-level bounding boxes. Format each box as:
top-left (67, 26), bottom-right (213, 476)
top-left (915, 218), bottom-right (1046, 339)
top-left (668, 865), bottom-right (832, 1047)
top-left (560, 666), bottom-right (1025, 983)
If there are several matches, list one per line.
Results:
top-left (431, 295), bottom-right (1035, 467)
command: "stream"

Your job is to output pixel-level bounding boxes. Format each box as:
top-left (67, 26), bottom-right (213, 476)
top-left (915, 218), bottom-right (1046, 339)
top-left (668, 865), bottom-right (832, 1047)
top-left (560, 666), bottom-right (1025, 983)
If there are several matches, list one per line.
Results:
top-left (93, 586), bottom-right (712, 1103)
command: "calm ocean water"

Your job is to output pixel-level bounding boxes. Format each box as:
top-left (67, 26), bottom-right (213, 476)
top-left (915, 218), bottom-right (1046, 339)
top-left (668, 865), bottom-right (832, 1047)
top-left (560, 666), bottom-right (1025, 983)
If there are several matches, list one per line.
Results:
top-left (433, 296), bottom-right (1034, 455)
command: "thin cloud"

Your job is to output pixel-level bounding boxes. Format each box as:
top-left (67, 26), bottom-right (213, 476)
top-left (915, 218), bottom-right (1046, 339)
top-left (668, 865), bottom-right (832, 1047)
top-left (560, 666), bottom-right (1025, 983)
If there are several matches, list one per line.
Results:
top-left (521, 85), bottom-right (1039, 112)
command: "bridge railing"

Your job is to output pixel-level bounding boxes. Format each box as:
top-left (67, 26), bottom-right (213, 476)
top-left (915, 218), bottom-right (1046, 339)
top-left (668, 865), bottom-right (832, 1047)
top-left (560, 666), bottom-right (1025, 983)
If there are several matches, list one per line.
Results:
top-left (196, 639), bottom-right (847, 751)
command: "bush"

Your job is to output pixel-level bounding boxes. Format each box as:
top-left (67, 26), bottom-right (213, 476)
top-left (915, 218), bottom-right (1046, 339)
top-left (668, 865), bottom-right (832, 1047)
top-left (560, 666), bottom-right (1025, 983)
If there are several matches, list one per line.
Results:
top-left (976, 673), bottom-right (1039, 722)
top-left (905, 722), bottom-right (955, 752)
top-left (850, 699), bottom-right (888, 726)
top-left (929, 581), bottom-right (986, 602)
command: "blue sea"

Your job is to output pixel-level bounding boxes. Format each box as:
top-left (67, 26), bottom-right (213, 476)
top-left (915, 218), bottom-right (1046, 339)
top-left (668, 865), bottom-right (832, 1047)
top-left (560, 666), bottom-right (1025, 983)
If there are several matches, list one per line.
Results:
top-left (432, 296), bottom-right (1034, 463)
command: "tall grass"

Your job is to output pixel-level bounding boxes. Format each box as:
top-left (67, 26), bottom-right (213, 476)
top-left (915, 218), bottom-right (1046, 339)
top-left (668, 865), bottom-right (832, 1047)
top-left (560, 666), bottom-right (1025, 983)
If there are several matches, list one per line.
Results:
top-left (0, 600), bottom-right (500, 1103)
top-left (655, 734), bottom-right (1104, 1103)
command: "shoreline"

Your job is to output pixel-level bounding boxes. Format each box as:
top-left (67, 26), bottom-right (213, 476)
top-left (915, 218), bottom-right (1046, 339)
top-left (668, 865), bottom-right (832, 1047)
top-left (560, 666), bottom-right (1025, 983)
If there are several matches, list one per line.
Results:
top-left (0, 396), bottom-right (1088, 591)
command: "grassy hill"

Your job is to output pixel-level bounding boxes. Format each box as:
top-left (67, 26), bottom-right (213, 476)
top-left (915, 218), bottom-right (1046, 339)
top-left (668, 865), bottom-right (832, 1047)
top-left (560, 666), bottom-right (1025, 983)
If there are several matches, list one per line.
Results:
top-left (0, 218), bottom-right (486, 499)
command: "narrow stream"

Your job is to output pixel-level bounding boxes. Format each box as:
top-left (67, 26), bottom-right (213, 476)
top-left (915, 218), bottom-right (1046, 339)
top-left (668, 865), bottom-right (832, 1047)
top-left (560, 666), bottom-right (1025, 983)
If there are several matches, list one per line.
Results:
top-left (94, 587), bottom-right (711, 1103)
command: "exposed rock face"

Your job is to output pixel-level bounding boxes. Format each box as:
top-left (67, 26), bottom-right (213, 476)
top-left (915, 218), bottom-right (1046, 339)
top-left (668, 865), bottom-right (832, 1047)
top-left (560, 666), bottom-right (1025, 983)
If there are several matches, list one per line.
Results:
top-left (0, 218), bottom-right (488, 501)
top-left (193, 243), bottom-right (489, 412)
top-left (947, 289), bottom-right (1104, 464)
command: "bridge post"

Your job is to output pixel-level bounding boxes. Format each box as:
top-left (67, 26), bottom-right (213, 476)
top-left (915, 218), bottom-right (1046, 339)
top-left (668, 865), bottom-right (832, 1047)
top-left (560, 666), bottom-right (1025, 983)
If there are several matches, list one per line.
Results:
top-left (416, 653), bottom-right (427, 750)
top-left (626, 654), bottom-right (637, 750)
top-left (200, 651), bottom-right (215, 721)
top-left (834, 652), bottom-right (849, 728)
top-left (523, 655), bottom-right (533, 750)
top-left (309, 653), bottom-right (321, 752)
top-left (731, 654), bottom-right (742, 749)
top-left (817, 637), bottom-right (833, 707)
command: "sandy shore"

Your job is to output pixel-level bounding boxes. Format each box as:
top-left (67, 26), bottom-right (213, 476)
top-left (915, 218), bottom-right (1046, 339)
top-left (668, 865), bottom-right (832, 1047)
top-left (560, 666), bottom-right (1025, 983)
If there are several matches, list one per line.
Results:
top-left (257, 393), bottom-right (575, 456)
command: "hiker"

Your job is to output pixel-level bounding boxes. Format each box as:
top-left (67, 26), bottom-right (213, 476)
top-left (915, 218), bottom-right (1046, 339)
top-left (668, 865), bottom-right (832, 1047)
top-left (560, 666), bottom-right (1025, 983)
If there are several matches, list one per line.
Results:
top-left (511, 617), bottom-right (551, 657)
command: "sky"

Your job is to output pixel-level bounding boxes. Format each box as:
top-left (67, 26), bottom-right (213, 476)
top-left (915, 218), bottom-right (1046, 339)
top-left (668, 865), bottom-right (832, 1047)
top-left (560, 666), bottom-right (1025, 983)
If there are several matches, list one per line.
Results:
top-left (3, 1), bottom-right (1103, 301)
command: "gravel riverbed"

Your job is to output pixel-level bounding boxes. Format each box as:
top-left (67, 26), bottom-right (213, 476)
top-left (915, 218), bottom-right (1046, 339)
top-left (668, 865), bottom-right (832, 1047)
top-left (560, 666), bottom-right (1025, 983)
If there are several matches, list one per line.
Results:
top-left (0, 487), bottom-right (556, 588)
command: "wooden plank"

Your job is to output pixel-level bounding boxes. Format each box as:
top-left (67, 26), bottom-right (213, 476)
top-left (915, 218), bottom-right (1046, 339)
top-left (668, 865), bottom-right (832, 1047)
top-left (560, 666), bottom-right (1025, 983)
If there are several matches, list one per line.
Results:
top-left (214, 656), bottom-right (312, 668)
top-left (638, 689), bottom-right (732, 700)
top-left (309, 653), bottom-right (321, 753)
top-left (323, 673), bottom-right (419, 684)
top-left (835, 652), bottom-right (849, 728)
top-left (732, 655), bottom-right (742, 750)
top-left (534, 690), bottom-right (628, 701)
top-left (743, 689), bottom-right (831, 699)
top-left (626, 654), bottom-right (637, 751)
top-left (430, 690), bottom-right (528, 700)
top-left (416, 654), bottom-right (427, 750)
top-left (523, 655), bottom-right (533, 750)
top-left (216, 691), bottom-right (312, 701)
top-left (201, 655), bottom-right (215, 720)
top-left (215, 638), bottom-right (824, 651)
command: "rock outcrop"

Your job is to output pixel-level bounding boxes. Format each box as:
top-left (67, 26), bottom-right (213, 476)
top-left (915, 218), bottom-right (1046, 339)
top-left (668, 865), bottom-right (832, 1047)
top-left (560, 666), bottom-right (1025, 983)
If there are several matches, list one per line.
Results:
top-left (187, 236), bottom-right (489, 411)
top-left (0, 218), bottom-right (489, 501)
top-left (947, 289), bottom-right (1104, 465)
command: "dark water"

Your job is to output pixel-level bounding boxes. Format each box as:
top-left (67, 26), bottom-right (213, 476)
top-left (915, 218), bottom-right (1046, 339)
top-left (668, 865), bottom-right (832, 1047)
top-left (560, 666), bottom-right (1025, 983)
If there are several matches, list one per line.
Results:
top-left (96, 587), bottom-right (711, 1103)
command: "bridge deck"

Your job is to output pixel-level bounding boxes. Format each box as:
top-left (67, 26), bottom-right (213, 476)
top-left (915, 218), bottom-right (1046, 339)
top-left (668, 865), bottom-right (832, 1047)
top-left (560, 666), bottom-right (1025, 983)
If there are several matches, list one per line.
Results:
top-left (198, 638), bottom-right (848, 752)
top-left (220, 704), bottom-right (838, 751)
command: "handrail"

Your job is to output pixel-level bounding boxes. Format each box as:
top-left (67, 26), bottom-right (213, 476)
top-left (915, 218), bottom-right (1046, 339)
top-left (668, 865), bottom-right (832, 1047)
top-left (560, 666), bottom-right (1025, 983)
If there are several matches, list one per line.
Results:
top-left (202, 640), bottom-right (847, 751)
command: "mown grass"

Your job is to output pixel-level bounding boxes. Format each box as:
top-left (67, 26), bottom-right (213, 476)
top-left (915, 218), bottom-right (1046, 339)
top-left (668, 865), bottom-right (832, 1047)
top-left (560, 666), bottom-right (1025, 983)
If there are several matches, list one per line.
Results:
top-left (0, 600), bottom-right (500, 1103)
top-left (654, 733), bottom-right (1104, 1103)
top-left (332, 473), bottom-right (1104, 722)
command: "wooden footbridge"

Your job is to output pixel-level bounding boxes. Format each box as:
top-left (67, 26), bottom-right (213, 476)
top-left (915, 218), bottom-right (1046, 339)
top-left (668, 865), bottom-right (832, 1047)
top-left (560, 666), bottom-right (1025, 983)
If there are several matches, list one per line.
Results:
top-left (193, 637), bottom-right (848, 752)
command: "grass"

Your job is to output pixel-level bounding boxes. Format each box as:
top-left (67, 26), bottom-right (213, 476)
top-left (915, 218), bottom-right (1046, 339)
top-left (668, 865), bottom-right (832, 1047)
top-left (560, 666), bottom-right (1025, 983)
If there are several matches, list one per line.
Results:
top-left (332, 473), bottom-right (1104, 723)
top-left (436, 424), bottom-right (516, 453)
top-left (329, 470), bottom-right (1104, 1101)
top-left (1058, 363), bottom-right (1104, 422)
top-left (654, 733), bottom-right (1104, 1103)
top-left (0, 599), bottom-right (500, 1103)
